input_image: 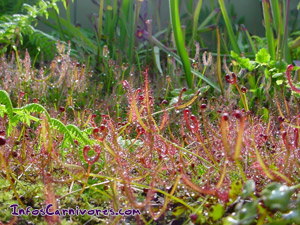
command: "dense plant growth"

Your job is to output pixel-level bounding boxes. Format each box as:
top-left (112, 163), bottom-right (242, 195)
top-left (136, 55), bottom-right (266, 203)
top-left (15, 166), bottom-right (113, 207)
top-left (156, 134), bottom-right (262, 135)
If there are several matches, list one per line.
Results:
top-left (0, 0), bottom-right (300, 224)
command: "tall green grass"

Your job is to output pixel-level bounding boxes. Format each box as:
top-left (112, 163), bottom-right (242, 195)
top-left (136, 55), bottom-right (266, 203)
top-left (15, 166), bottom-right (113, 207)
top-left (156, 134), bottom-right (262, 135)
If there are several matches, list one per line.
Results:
top-left (190, 0), bottom-right (203, 47)
top-left (262, 0), bottom-right (275, 60)
top-left (169, 0), bottom-right (193, 89)
top-left (218, 0), bottom-right (240, 54)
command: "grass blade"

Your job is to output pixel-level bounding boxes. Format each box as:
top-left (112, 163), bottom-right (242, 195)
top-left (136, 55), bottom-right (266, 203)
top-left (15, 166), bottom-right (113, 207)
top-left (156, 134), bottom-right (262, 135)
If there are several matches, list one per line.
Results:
top-left (190, 0), bottom-right (203, 47)
top-left (186, 25), bottom-right (217, 35)
top-left (128, 0), bottom-right (142, 63)
top-left (198, 8), bottom-right (220, 29)
top-left (270, 0), bottom-right (283, 36)
top-left (97, 0), bottom-right (104, 42)
top-left (109, 0), bottom-right (118, 46)
top-left (197, 24), bottom-right (217, 33)
top-left (153, 46), bottom-right (163, 75)
top-left (281, 0), bottom-right (291, 62)
top-left (149, 35), bottom-right (221, 92)
top-left (119, 0), bottom-right (130, 51)
top-left (218, 0), bottom-right (240, 54)
top-left (169, 0), bottom-right (193, 89)
top-left (216, 27), bottom-right (225, 95)
top-left (262, 0), bottom-right (275, 60)
top-left (241, 24), bottom-right (257, 54)
top-left (289, 36), bottom-right (300, 49)
top-left (47, 11), bottom-right (96, 52)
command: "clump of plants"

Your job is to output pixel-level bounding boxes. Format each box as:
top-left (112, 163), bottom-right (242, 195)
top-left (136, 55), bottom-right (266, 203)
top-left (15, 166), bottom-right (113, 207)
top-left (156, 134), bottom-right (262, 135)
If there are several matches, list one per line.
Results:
top-left (1, 0), bottom-right (300, 224)
top-left (1, 42), bottom-right (300, 224)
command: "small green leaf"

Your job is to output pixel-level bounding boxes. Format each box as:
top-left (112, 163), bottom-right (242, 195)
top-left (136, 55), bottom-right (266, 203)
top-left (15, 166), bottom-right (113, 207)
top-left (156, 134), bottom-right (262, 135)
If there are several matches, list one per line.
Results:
top-left (223, 216), bottom-right (239, 225)
top-left (117, 136), bottom-right (143, 152)
top-left (262, 108), bottom-right (269, 122)
top-left (282, 208), bottom-right (300, 224)
top-left (224, 200), bottom-right (258, 225)
top-left (231, 51), bottom-right (255, 71)
top-left (239, 200), bottom-right (258, 224)
top-left (209, 204), bottom-right (224, 221)
top-left (255, 48), bottom-right (270, 64)
top-left (261, 182), bottom-right (293, 212)
top-left (169, 96), bottom-right (179, 106)
top-left (198, 85), bottom-right (210, 94)
top-left (197, 163), bottom-right (207, 176)
top-left (229, 180), bottom-right (243, 203)
top-left (270, 60), bottom-right (288, 72)
top-left (241, 180), bottom-right (255, 198)
top-left (272, 73), bottom-right (283, 78)
top-left (53, 3), bottom-right (59, 14)
top-left (276, 80), bottom-right (283, 85)
top-left (172, 206), bottom-right (186, 216)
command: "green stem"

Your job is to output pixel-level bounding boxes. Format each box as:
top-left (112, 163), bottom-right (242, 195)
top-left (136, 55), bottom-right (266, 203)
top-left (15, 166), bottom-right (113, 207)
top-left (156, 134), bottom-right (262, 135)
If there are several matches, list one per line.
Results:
top-left (196, 65), bottom-right (207, 88)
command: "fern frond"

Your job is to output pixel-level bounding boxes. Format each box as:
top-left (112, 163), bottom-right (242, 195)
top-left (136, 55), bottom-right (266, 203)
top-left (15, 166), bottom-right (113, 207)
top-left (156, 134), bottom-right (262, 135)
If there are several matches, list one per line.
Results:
top-left (0, 105), bottom-right (7, 117)
top-left (20, 103), bottom-right (50, 120)
top-left (66, 124), bottom-right (92, 145)
top-left (13, 109), bottom-right (40, 124)
top-left (10, 114), bottom-right (22, 127)
top-left (50, 118), bottom-right (75, 146)
top-left (28, 27), bottom-right (57, 57)
top-left (83, 127), bottom-right (94, 135)
top-left (0, 90), bottom-right (13, 118)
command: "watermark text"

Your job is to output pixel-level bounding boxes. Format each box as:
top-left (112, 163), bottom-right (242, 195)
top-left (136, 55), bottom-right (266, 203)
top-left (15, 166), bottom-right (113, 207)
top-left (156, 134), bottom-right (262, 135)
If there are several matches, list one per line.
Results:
top-left (10, 204), bottom-right (140, 217)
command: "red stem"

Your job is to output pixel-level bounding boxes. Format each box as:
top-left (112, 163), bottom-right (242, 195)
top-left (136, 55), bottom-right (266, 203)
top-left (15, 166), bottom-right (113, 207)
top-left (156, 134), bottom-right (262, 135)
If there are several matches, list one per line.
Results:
top-left (286, 65), bottom-right (299, 93)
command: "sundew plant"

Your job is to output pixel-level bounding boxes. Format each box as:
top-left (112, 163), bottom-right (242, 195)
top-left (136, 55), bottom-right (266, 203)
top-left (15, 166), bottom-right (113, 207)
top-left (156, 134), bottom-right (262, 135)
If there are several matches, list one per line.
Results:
top-left (0, 0), bottom-right (300, 224)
